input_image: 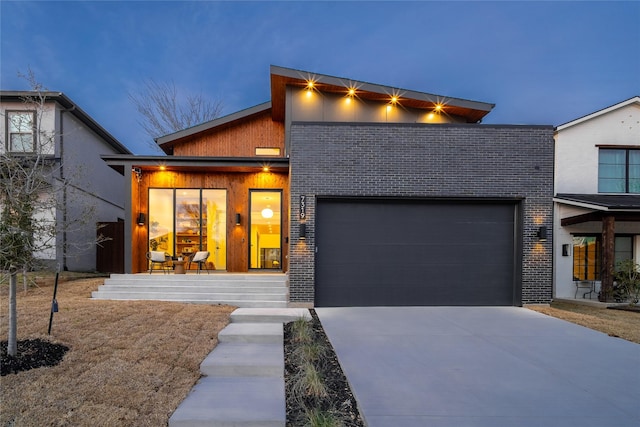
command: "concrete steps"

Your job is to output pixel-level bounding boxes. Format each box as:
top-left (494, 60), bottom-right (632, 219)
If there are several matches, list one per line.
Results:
top-left (169, 308), bottom-right (310, 427)
top-left (91, 273), bottom-right (288, 308)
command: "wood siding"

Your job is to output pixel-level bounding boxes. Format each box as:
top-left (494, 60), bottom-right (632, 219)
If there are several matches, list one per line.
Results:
top-left (172, 111), bottom-right (285, 157)
top-left (131, 170), bottom-right (289, 274)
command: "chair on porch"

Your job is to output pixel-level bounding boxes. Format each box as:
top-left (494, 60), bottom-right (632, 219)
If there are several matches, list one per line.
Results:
top-left (188, 251), bottom-right (211, 274)
top-left (574, 280), bottom-right (595, 299)
top-left (147, 251), bottom-right (171, 274)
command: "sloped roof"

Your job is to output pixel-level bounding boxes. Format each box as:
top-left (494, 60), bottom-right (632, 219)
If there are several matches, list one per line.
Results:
top-left (156, 102), bottom-right (271, 148)
top-left (269, 65), bottom-right (495, 123)
top-left (156, 66), bottom-right (496, 148)
top-left (556, 96), bottom-right (640, 131)
top-left (554, 193), bottom-right (640, 211)
top-left (1, 91), bottom-right (131, 154)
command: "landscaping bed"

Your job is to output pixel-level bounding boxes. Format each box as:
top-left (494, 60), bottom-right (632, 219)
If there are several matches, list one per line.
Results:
top-left (284, 309), bottom-right (365, 427)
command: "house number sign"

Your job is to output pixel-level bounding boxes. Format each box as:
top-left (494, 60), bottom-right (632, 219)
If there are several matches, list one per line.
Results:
top-left (300, 195), bottom-right (306, 220)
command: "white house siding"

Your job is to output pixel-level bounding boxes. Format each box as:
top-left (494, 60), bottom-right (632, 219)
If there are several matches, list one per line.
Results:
top-left (554, 99), bottom-right (640, 299)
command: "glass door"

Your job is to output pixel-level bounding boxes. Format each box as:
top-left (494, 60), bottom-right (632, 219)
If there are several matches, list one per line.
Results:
top-left (148, 188), bottom-right (226, 270)
top-left (250, 190), bottom-right (282, 270)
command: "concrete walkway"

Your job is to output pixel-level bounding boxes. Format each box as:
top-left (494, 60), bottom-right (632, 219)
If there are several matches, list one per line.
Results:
top-left (316, 306), bottom-right (640, 427)
top-left (169, 308), bottom-right (310, 427)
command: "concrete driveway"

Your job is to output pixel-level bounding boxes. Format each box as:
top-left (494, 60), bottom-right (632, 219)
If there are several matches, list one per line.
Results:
top-left (316, 307), bottom-right (640, 427)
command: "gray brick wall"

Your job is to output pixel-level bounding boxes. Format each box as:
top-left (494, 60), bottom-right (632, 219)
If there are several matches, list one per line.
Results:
top-left (289, 122), bottom-right (554, 305)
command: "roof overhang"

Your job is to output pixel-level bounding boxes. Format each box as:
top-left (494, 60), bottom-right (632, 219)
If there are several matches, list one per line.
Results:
top-left (554, 194), bottom-right (640, 212)
top-left (102, 154), bottom-right (289, 175)
top-left (555, 194), bottom-right (640, 226)
top-left (270, 65), bottom-right (495, 123)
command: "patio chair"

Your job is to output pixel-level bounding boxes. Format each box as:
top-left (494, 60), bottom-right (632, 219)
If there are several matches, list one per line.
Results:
top-left (147, 251), bottom-right (171, 274)
top-left (188, 251), bottom-right (211, 274)
top-left (574, 280), bottom-right (595, 299)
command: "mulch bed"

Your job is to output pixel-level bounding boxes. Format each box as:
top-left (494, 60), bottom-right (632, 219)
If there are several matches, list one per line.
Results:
top-left (1, 339), bottom-right (69, 376)
top-left (607, 305), bottom-right (640, 313)
top-left (284, 309), bottom-right (365, 427)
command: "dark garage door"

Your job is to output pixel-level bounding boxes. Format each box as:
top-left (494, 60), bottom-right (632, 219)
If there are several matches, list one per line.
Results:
top-left (315, 199), bottom-right (518, 307)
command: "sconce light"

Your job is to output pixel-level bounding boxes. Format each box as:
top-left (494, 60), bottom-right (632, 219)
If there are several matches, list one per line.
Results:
top-left (235, 213), bottom-right (241, 225)
top-left (537, 226), bottom-right (547, 241)
top-left (136, 213), bottom-right (146, 226)
top-left (299, 223), bottom-right (307, 240)
top-left (562, 244), bottom-right (571, 256)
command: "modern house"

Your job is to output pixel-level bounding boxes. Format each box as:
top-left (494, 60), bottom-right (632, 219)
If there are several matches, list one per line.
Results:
top-left (553, 96), bottom-right (640, 301)
top-left (1, 91), bottom-right (131, 272)
top-left (103, 65), bottom-right (554, 307)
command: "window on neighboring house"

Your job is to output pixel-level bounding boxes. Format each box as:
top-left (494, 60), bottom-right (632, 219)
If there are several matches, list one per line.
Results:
top-left (6, 111), bottom-right (36, 153)
top-left (598, 148), bottom-right (640, 193)
top-left (572, 235), bottom-right (634, 280)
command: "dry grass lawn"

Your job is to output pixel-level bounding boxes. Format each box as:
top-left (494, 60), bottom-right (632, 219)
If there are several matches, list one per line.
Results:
top-left (527, 301), bottom-right (640, 344)
top-left (2, 275), bottom-right (639, 427)
top-left (1, 276), bottom-right (235, 426)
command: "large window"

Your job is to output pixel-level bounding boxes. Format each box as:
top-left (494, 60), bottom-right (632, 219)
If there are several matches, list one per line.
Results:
top-left (572, 235), bottom-right (634, 280)
top-left (598, 148), bottom-right (640, 193)
top-left (148, 188), bottom-right (227, 270)
top-left (6, 111), bottom-right (36, 152)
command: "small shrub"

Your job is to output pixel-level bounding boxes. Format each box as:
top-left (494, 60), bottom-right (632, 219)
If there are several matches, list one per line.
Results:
top-left (613, 259), bottom-right (640, 305)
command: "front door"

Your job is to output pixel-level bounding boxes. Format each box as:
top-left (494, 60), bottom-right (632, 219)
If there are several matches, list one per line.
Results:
top-left (249, 190), bottom-right (282, 270)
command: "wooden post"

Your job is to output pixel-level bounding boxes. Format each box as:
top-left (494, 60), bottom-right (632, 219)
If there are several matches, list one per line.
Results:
top-left (600, 215), bottom-right (615, 302)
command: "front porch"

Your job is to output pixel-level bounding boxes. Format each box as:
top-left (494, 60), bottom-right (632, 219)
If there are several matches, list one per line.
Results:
top-left (91, 273), bottom-right (289, 308)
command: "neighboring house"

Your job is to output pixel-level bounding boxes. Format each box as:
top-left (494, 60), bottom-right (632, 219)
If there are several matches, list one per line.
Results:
top-left (554, 96), bottom-right (640, 301)
top-left (104, 65), bottom-right (554, 307)
top-left (1, 91), bottom-right (131, 272)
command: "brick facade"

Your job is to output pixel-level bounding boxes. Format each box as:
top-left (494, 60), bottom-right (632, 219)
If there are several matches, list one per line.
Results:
top-left (288, 122), bottom-right (554, 305)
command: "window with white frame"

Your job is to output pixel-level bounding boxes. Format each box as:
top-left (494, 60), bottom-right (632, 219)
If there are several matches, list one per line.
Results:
top-left (598, 148), bottom-right (640, 193)
top-left (6, 111), bottom-right (36, 153)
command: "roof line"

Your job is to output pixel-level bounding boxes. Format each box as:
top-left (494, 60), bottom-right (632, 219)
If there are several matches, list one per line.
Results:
top-left (556, 96), bottom-right (640, 131)
top-left (270, 65), bottom-right (495, 112)
top-left (156, 101), bottom-right (272, 145)
top-left (1, 90), bottom-right (131, 154)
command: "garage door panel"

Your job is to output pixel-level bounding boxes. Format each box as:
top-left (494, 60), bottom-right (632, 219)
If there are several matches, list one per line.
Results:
top-left (315, 199), bottom-right (518, 307)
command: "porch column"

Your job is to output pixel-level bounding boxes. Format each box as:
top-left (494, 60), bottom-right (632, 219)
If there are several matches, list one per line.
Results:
top-left (600, 215), bottom-right (615, 302)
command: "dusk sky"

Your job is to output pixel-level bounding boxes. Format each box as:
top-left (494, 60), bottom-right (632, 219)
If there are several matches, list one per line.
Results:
top-left (2, 1), bottom-right (639, 154)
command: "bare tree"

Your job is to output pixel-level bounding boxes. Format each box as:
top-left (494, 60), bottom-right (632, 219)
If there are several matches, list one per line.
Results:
top-left (1, 70), bottom-right (106, 356)
top-left (129, 79), bottom-right (223, 143)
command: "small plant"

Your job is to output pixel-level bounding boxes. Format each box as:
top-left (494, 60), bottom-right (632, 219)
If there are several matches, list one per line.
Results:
top-left (613, 259), bottom-right (640, 305)
top-left (292, 341), bottom-right (329, 365)
top-left (292, 361), bottom-right (328, 401)
top-left (305, 407), bottom-right (343, 427)
top-left (290, 317), bottom-right (314, 344)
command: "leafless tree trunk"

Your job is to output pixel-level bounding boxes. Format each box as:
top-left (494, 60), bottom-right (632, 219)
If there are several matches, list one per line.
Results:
top-left (2, 69), bottom-right (109, 356)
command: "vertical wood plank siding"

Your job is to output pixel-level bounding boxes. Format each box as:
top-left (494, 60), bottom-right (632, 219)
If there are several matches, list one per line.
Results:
top-left (131, 170), bottom-right (289, 273)
top-left (172, 112), bottom-right (285, 157)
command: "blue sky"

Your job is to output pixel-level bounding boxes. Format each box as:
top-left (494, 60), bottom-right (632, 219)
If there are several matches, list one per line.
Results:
top-left (2, 1), bottom-right (639, 154)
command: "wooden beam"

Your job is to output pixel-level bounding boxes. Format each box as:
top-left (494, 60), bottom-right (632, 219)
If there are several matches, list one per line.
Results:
top-left (600, 215), bottom-right (615, 302)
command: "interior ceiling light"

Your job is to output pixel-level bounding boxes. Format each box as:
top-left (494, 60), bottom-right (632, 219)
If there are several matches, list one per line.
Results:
top-left (261, 208), bottom-right (274, 219)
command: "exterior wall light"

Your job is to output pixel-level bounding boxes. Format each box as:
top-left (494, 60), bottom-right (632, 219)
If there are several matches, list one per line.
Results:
top-left (235, 213), bottom-right (241, 225)
top-left (136, 213), bottom-right (146, 226)
top-left (299, 223), bottom-right (306, 240)
top-left (537, 226), bottom-right (548, 241)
